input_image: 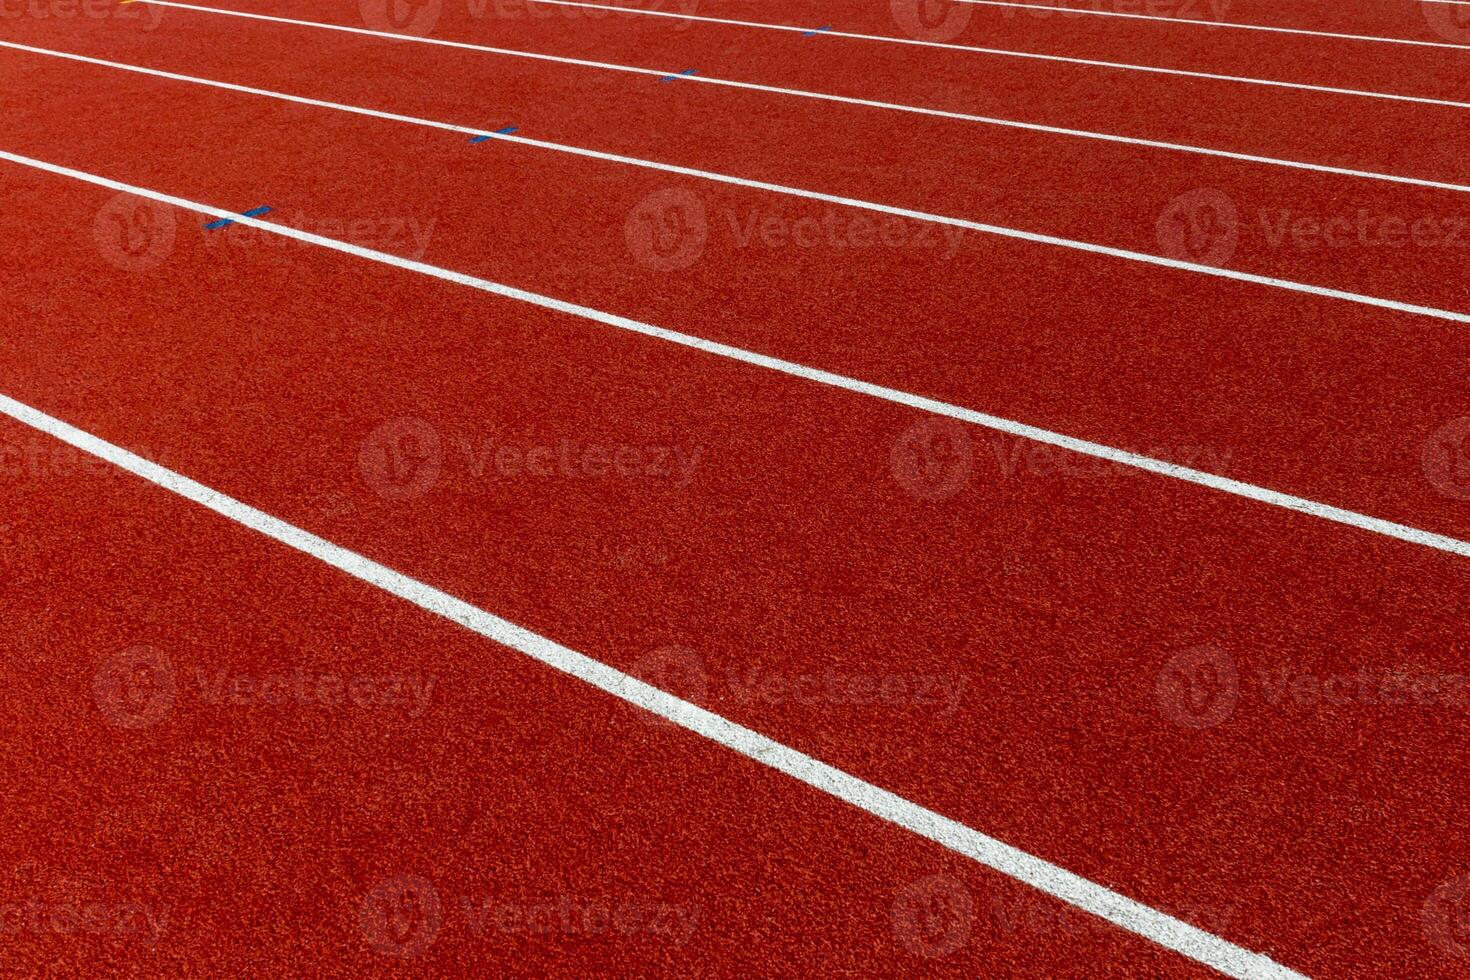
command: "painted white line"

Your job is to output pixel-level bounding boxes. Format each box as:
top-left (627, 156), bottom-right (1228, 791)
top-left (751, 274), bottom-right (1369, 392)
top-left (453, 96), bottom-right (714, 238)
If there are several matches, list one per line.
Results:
top-left (67, 9), bottom-right (1470, 198)
top-left (519, 0), bottom-right (1470, 111)
top-left (0, 386), bottom-right (1308, 980)
top-left (957, 0), bottom-right (1470, 50)
top-left (6, 147), bottom-right (1470, 563)
top-left (9, 41), bottom-right (1470, 324)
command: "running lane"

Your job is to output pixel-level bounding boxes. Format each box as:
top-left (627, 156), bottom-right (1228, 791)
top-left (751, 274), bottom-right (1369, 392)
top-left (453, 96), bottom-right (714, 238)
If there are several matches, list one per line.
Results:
top-left (688, 0), bottom-right (1470, 96)
top-left (0, 413), bottom-right (1211, 977)
top-left (10, 0), bottom-right (1469, 310)
top-left (947, 0), bottom-right (1470, 37)
top-left (2, 0), bottom-right (1467, 187)
top-left (3, 46), bottom-right (1470, 546)
top-left (3, 151), bottom-right (1470, 978)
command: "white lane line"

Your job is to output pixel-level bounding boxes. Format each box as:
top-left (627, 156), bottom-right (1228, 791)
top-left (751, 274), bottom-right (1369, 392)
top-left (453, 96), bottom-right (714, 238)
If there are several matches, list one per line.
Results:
top-left (956, 0), bottom-right (1470, 50)
top-left (9, 42), bottom-right (1470, 325)
top-left (6, 147), bottom-right (1470, 563)
top-left (519, 0), bottom-right (1470, 111)
top-left (74, 8), bottom-right (1470, 197)
top-left (0, 387), bottom-right (1309, 980)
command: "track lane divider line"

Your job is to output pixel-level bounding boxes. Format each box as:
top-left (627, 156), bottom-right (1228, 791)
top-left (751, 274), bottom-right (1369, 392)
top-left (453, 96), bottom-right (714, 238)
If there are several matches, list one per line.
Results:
top-left (91, 7), bottom-right (1470, 185)
top-left (6, 40), bottom-right (1470, 324)
top-left (5, 147), bottom-right (1469, 561)
top-left (127, 0), bottom-right (1470, 113)
top-left (0, 385), bottom-right (1308, 980)
top-left (203, 204), bottom-right (271, 229)
top-left (955, 0), bottom-right (1470, 49)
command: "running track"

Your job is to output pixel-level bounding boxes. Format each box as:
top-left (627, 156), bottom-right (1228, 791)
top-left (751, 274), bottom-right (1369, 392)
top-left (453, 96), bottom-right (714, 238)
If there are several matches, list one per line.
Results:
top-left (3, 0), bottom-right (1470, 976)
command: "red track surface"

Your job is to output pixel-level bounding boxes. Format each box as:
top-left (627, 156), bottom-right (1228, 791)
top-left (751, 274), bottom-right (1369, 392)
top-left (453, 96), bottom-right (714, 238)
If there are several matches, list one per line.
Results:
top-left (4, 1), bottom-right (1470, 976)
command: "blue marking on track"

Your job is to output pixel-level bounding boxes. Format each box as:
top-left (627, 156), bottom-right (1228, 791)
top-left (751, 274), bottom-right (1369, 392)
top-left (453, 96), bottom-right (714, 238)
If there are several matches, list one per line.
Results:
top-left (204, 205), bottom-right (272, 230)
top-left (470, 126), bottom-right (519, 142)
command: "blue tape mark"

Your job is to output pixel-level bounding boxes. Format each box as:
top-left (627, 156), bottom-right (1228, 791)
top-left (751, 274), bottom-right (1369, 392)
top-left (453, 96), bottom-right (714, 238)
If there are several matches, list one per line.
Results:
top-left (470, 125), bottom-right (518, 143)
top-left (801, 25), bottom-right (831, 36)
top-left (659, 68), bottom-right (698, 82)
top-left (204, 205), bottom-right (271, 230)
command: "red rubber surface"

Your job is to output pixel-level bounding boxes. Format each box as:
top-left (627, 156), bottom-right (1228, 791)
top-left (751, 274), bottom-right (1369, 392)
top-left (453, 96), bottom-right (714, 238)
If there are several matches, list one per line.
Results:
top-left (4, 2), bottom-right (1470, 977)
